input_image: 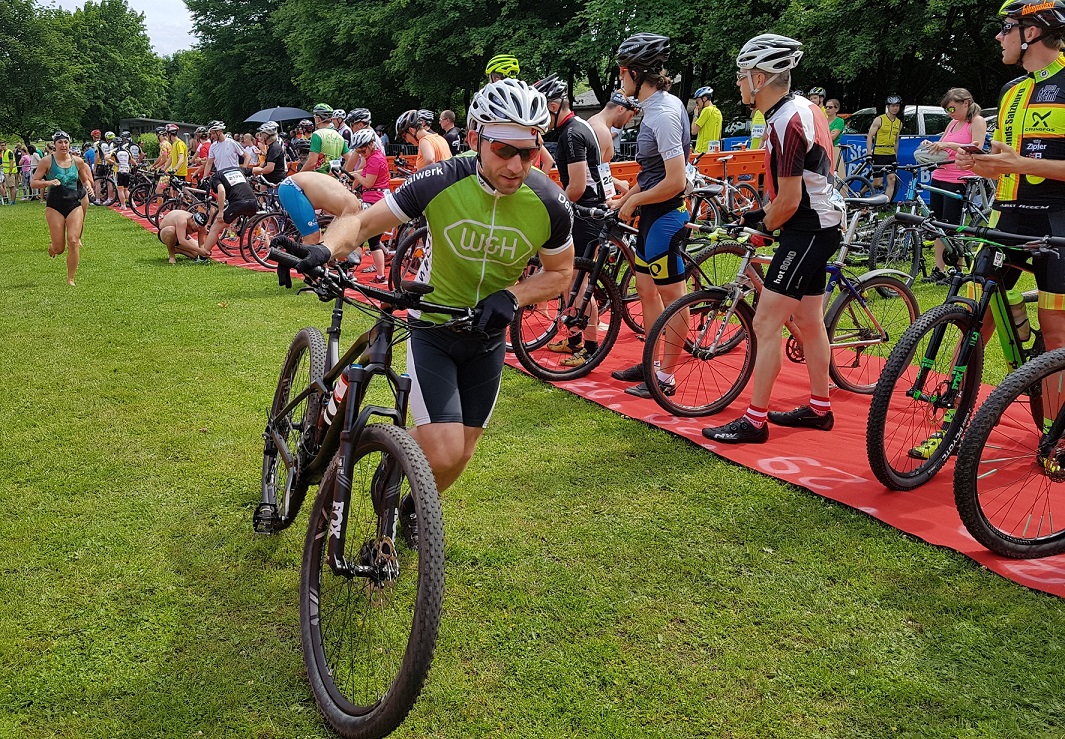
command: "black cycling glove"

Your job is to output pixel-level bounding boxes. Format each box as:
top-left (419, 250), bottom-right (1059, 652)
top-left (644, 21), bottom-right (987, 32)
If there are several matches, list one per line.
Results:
top-left (474, 289), bottom-right (519, 333)
top-left (272, 238), bottom-right (329, 288)
top-left (738, 208), bottom-right (765, 229)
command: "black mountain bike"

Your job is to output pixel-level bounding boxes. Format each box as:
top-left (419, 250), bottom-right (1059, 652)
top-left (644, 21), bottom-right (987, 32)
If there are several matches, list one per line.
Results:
top-left (866, 213), bottom-right (1058, 491)
top-left (260, 248), bottom-right (475, 738)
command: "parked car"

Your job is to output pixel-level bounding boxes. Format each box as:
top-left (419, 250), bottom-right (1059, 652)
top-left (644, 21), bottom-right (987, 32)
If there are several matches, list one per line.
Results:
top-left (844, 105), bottom-right (952, 137)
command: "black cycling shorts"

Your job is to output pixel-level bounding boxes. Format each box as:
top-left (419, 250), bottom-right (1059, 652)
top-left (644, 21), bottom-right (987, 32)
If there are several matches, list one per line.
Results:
top-left (763, 227), bottom-right (841, 300)
top-left (406, 325), bottom-right (506, 428)
top-left (116, 172), bottom-right (131, 187)
top-left (572, 207), bottom-right (602, 261)
top-left (223, 198), bottom-right (257, 224)
top-left (985, 209), bottom-right (1065, 300)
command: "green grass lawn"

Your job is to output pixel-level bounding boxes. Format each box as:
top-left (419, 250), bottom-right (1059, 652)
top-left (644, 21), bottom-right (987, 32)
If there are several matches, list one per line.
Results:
top-left (1, 203), bottom-right (1063, 738)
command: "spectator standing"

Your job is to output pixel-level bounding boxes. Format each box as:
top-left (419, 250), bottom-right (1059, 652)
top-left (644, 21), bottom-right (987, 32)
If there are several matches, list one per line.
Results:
top-left (376, 125), bottom-right (390, 150)
top-left (867, 94), bottom-right (903, 197)
top-left (19, 146), bottom-right (33, 200)
top-left (921, 88), bottom-right (987, 282)
top-left (691, 86), bottom-right (723, 153)
top-left (440, 110), bottom-right (462, 155)
top-left (0, 140), bottom-right (18, 205)
top-left (250, 122), bottom-right (287, 185)
top-left (825, 98), bottom-right (846, 173)
top-left (29, 145), bottom-right (42, 199)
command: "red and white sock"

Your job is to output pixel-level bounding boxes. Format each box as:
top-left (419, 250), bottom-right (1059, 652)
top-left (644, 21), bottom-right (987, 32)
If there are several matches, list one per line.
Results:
top-left (744, 404), bottom-right (768, 429)
top-left (810, 395), bottom-right (831, 416)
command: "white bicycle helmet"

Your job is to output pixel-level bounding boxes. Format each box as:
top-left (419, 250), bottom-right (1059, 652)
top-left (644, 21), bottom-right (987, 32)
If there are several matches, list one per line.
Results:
top-left (351, 127), bottom-right (377, 149)
top-left (736, 34), bottom-right (804, 73)
top-left (467, 79), bottom-right (550, 134)
top-left (257, 121), bottom-right (279, 136)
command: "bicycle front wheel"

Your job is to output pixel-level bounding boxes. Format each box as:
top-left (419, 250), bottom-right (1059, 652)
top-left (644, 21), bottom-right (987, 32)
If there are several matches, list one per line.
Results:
top-left (641, 288), bottom-right (756, 416)
top-left (825, 274), bottom-right (920, 394)
top-left (510, 256), bottom-right (622, 380)
top-left (301, 424), bottom-right (443, 738)
top-left (866, 304), bottom-right (982, 490)
top-left (954, 349), bottom-right (1065, 558)
top-left (389, 225), bottom-right (428, 290)
top-left (259, 327), bottom-right (326, 533)
top-left (242, 212), bottom-right (287, 267)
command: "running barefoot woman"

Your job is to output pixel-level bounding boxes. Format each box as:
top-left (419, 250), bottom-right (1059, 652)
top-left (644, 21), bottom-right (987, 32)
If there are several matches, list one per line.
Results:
top-left (31, 131), bottom-right (94, 285)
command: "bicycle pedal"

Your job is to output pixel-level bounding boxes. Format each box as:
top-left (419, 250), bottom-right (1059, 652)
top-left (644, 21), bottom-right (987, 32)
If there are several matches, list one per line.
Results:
top-left (253, 503), bottom-right (280, 534)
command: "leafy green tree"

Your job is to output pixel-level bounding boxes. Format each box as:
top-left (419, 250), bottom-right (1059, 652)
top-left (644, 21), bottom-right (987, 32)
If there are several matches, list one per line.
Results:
top-left (66, 0), bottom-right (167, 133)
top-left (161, 49), bottom-right (214, 123)
top-left (0, 0), bottom-right (84, 145)
top-left (185, 0), bottom-right (301, 126)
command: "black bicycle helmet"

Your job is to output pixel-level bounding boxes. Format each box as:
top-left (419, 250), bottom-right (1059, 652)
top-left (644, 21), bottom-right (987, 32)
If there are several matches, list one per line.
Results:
top-left (534, 74), bottom-right (567, 101)
top-left (808, 86), bottom-right (826, 98)
top-left (615, 33), bottom-right (671, 71)
top-left (347, 108), bottom-right (371, 125)
top-left (999, 0), bottom-right (1065, 29)
top-left (609, 90), bottom-right (641, 111)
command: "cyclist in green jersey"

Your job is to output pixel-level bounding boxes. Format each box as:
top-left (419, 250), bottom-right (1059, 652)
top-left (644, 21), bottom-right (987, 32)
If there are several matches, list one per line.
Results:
top-left (302, 103), bottom-right (349, 174)
top-left (276, 79), bottom-right (574, 498)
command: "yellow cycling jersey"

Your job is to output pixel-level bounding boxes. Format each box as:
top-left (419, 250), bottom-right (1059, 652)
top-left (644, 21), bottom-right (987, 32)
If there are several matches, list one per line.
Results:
top-left (994, 54), bottom-right (1065, 212)
top-left (872, 114), bottom-right (901, 155)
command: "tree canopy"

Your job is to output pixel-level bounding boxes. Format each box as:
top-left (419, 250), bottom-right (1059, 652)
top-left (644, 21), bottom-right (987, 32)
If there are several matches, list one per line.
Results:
top-left (0, 0), bottom-right (1022, 141)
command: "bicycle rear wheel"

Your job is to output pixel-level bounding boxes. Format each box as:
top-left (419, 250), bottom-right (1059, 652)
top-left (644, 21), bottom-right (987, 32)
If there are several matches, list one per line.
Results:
top-left (688, 193), bottom-right (722, 228)
top-left (216, 214), bottom-right (245, 257)
top-left (641, 288), bottom-right (756, 416)
top-left (825, 274), bottom-right (920, 394)
top-left (92, 177), bottom-right (116, 206)
top-left (510, 256), bottom-right (622, 381)
top-left (129, 182), bottom-right (151, 216)
top-left (868, 216), bottom-right (922, 285)
top-left (259, 327), bottom-right (326, 533)
top-left (242, 212), bottom-right (289, 268)
top-left (301, 424), bottom-right (443, 738)
top-left (866, 304), bottom-right (982, 490)
top-left (954, 349), bottom-right (1065, 558)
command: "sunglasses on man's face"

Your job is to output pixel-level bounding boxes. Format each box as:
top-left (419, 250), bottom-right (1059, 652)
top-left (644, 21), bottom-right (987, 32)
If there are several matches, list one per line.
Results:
top-left (481, 134), bottom-right (540, 162)
top-left (1001, 19), bottom-right (1022, 35)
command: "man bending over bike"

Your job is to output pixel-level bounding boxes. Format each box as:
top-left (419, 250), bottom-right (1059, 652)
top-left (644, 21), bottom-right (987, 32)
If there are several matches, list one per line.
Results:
top-left (702, 34), bottom-right (846, 444)
top-left (275, 78), bottom-right (574, 496)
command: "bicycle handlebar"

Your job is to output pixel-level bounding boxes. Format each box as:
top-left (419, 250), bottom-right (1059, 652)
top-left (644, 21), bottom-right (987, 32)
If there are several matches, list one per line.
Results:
top-left (572, 204), bottom-right (639, 234)
top-left (894, 212), bottom-right (1065, 251)
top-left (268, 248), bottom-right (476, 324)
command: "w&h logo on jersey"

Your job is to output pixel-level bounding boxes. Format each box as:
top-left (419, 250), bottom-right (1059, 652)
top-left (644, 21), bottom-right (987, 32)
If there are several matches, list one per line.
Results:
top-left (442, 220), bottom-right (532, 266)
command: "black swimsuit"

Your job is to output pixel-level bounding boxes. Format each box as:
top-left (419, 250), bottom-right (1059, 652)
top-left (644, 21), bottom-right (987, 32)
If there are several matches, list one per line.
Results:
top-left (45, 156), bottom-right (83, 217)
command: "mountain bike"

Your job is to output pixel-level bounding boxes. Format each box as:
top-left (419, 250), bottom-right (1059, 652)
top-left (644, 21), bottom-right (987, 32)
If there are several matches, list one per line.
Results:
top-left (509, 205), bottom-right (719, 380)
top-left (259, 248), bottom-right (474, 738)
top-left (866, 212), bottom-right (1058, 491)
top-left (91, 162), bottom-right (118, 206)
top-left (640, 217), bottom-right (919, 416)
top-left (868, 167), bottom-right (993, 283)
top-left (954, 347), bottom-right (1065, 559)
top-left (686, 153), bottom-right (762, 227)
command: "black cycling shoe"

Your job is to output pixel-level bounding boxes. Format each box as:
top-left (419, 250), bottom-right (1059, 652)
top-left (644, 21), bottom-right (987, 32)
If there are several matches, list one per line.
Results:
top-left (767, 405), bottom-right (834, 431)
top-left (922, 267), bottom-right (947, 284)
top-left (399, 493), bottom-right (418, 551)
top-left (701, 417), bottom-right (769, 444)
top-left (611, 363), bottom-right (645, 382)
top-left (624, 379), bottom-right (676, 399)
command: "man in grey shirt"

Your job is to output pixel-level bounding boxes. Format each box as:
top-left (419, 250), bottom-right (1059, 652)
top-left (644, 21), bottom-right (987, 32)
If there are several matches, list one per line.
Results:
top-left (200, 121), bottom-right (246, 180)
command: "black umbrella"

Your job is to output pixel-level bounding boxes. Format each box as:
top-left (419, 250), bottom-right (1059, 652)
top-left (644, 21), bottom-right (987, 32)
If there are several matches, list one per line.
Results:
top-left (244, 106), bottom-right (312, 123)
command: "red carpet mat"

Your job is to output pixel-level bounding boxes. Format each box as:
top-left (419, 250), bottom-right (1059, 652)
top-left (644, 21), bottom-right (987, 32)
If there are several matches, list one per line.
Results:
top-left (114, 206), bottom-right (1065, 598)
top-left (505, 327), bottom-right (1065, 600)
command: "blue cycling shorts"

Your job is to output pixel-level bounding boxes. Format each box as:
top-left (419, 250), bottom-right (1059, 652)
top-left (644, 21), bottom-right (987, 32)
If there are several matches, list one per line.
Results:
top-left (634, 200), bottom-right (690, 285)
top-left (277, 177), bottom-right (320, 237)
